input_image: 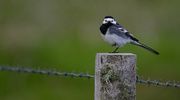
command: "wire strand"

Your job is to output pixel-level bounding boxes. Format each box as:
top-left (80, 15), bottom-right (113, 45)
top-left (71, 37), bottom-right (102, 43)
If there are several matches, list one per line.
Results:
top-left (0, 65), bottom-right (179, 88)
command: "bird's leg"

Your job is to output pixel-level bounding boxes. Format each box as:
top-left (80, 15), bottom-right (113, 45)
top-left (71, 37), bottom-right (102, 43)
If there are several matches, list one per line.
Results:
top-left (113, 47), bottom-right (119, 53)
top-left (109, 47), bottom-right (119, 53)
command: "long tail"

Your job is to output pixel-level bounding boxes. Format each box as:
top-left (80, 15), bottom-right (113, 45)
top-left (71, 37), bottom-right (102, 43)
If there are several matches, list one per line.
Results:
top-left (130, 41), bottom-right (159, 55)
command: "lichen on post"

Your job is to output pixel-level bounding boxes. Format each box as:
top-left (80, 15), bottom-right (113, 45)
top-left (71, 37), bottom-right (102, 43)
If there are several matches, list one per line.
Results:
top-left (95, 53), bottom-right (136, 100)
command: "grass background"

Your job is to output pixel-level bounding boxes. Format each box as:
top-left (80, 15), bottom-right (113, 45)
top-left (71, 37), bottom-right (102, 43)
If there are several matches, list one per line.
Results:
top-left (0, 0), bottom-right (180, 100)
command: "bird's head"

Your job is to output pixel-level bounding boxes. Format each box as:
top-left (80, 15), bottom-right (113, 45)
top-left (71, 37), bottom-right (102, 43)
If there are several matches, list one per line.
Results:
top-left (103, 16), bottom-right (116, 25)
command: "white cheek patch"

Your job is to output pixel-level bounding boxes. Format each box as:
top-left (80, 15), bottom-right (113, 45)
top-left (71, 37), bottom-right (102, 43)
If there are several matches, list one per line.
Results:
top-left (103, 20), bottom-right (107, 24)
top-left (118, 28), bottom-right (128, 33)
top-left (111, 21), bottom-right (117, 24)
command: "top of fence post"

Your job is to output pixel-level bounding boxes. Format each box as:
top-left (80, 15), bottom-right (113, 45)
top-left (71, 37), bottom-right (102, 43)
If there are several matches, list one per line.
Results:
top-left (95, 53), bottom-right (136, 100)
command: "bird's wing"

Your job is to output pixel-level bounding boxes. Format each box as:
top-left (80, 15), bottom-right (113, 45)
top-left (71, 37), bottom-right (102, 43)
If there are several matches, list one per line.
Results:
top-left (109, 25), bottom-right (129, 39)
top-left (124, 32), bottom-right (139, 42)
top-left (115, 23), bottom-right (139, 42)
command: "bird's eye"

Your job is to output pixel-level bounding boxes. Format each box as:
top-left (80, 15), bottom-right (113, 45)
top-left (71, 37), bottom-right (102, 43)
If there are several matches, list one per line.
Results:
top-left (111, 20), bottom-right (113, 22)
top-left (105, 20), bottom-right (107, 22)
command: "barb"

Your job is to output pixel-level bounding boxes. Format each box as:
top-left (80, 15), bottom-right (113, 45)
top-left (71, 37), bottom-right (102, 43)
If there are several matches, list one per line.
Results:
top-left (136, 75), bottom-right (180, 88)
top-left (0, 66), bottom-right (94, 80)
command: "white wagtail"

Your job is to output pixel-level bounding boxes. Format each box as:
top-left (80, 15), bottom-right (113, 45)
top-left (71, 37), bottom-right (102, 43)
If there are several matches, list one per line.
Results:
top-left (100, 16), bottom-right (159, 55)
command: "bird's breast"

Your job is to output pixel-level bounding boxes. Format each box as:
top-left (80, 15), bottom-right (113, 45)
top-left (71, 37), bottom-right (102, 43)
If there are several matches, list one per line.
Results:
top-left (101, 29), bottom-right (131, 47)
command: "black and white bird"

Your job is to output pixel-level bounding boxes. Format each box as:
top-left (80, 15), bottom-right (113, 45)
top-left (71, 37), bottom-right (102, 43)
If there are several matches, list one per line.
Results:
top-left (100, 16), bottom-right (159, 55)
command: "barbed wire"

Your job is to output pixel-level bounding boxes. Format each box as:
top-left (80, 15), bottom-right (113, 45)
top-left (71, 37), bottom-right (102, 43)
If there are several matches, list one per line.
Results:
top-left (0, 66), bottom-right (179, 88)
top-left (0, 65), bottom-right (94, 80)
top-left (136, 75), bottom-right (180, 88)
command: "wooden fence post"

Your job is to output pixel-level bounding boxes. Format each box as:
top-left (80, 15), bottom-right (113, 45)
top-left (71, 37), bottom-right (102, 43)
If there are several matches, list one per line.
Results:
top-left (95, 53), bottom-right (136, 100)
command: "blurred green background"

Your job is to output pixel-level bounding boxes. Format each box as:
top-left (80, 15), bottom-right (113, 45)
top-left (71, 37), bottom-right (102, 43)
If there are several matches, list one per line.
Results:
top-left (0, 0), bottom-right (180, 100)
